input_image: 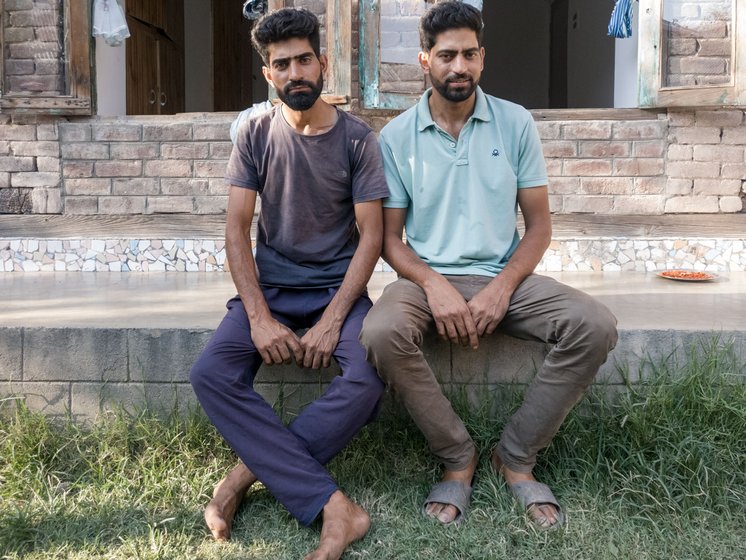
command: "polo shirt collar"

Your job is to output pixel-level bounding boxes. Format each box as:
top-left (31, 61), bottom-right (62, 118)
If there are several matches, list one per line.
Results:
top-left (416, 86), bottom-right (492, 132)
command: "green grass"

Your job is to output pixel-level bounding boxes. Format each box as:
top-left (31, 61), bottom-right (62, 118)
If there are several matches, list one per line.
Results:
top-left (1, 338), bottom-right (745, 559)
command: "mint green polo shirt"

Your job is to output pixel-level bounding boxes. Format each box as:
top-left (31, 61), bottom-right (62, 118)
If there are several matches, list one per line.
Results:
top-left (379, 87), bottom-right (547, 277)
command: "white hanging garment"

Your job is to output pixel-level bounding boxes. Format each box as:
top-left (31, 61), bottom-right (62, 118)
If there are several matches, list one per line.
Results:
top-left (92, 0), bottom-right (131, 47)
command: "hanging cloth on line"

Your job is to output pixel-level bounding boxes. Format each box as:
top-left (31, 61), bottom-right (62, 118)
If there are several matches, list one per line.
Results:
top-left (92, 0), bottom-right (130, 46)
top-left (608, 0), bottom-right (634, 38)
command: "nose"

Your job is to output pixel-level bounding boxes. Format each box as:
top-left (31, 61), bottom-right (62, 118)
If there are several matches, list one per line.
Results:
top-left (288, 60), bottom-right (303, 81)
top-left (452, 54), bottom-right (468, 73)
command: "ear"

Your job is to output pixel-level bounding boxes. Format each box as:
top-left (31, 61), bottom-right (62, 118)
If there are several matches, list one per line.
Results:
top-left (480, 46), bottom-right (485, 71)
top-left (319, 53), bottom-right (328, 74)
top-left (262, 65), bottom-right (274, 87)
top-left (418, 50), bottom-right (430, 74)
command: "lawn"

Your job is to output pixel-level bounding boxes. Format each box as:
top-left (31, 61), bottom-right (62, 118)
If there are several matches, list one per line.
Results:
top-left (1, 338), bottom-right (745, 559)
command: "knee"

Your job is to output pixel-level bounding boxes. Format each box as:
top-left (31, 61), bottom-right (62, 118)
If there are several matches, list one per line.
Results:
top-left (189, 354), bottom-right (220, 396)
top-left (360, 311), bottom-right (420, 361)
top-left (565, 299), bottom-right (618, 352)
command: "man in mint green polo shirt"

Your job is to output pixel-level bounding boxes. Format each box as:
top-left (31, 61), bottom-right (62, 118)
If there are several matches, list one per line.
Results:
top-left (361, 1), bottom-right (617, 530)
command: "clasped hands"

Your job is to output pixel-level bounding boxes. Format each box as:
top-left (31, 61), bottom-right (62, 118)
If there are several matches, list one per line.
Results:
top-left (425, 276), bottom-right (510, 349)
top-left (250, 317), bottom-right (340, 369)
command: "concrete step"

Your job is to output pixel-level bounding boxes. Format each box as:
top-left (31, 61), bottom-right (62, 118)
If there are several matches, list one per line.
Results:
top-left (2, 271), bottom-right (745, 422)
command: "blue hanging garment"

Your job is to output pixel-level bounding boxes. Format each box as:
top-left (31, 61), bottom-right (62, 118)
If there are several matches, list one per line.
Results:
top-left (608, 0), bottom-right (634, 38)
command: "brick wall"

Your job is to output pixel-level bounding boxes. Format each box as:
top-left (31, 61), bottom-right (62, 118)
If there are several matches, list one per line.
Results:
top-left (1, 108), bottom-right (745, 216)
top-left (662, 0), bottom-right (732, 87)
top-left (2, 0), bottom-right (65, 95)
top-left (58, 116), bottom-right (232, 215)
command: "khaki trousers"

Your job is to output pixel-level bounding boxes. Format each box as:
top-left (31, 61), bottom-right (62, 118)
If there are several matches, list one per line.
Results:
top-left (361, 273), bottom-right (618, 473)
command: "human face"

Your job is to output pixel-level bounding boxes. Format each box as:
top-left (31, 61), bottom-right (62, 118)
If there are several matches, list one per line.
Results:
top-left (262, 37), bottom-right (325, 111)
top-left (419, 28), bottom-right (484, 103)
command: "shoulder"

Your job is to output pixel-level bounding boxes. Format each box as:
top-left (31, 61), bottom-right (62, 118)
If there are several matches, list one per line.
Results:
top-left (482, 92), bottom-right (534, 129)
top-left (234, 105), bottom-right (280, 147)
top-left (380, 105), bottom-right (417, 143)
top-left (337, 110), bottom-right (375, 139)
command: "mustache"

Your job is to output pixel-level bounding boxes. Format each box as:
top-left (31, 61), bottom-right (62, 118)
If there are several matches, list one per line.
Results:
top-left (445, 74), bottom-right (473, 83)
top-left (284, 80), bottom-right (316, 92)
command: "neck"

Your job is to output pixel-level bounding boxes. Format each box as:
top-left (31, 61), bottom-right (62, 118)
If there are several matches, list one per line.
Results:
top-left (427, 89), bottom-right (477, 140)
top-left (281, 100), bottom-right (337, 135)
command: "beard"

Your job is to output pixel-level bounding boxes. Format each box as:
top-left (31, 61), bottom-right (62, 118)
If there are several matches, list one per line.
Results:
top-left (430, 72), bottom-right (478, 103)
top-left (277, 74), bottom-right (324, 111)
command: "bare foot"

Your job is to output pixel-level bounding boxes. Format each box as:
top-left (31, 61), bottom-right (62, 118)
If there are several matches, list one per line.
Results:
top-left (424, 450), bottom-right (478, 524)
top-left (303, 490), bottom-right (370, 560)
top-left (204, 462), bottom-right (257, 540)
top-left (490, 452), bottom-right (561, 529)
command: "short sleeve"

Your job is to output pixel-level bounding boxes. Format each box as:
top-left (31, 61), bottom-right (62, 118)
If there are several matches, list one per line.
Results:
top-left (379, 132), bottom-right (411, 209)
top-left (350, 130), bottom-right (390, 204)
top-left (225, 120), bottom-right (260, 191)
top-left (516, 116), bottom-right (548, 189)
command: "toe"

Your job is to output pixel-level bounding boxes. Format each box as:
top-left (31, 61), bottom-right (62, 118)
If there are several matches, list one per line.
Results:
top-left (436, 505), bottom-right (459, 524)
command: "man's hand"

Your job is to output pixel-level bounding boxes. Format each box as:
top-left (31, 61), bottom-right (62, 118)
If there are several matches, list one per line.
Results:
top-left (300, 319), bottom-right (340, 369)
top-left (467, 281), bottom-right (511, 337)
top-left (250, 318), bottom-right (304, 365)
top-left (424, 275), bottom-right (479, 349)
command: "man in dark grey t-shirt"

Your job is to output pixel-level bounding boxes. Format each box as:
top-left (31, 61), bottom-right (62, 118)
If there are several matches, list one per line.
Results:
top-left (189, 8), bottom-right (388, 560)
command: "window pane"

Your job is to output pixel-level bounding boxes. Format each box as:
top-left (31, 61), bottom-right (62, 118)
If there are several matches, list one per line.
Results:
top-left (661, 0), bottom-right (733, 88)
top-left (2, 0), bottom-right (66, 96)
top-left (379, 0), bottom-right (425, 94)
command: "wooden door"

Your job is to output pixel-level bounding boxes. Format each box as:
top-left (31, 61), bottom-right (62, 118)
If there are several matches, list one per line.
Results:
top-left (126, 18), bottom-right (159, 115)
top-left (126, 0), bottom-right (185, 115)
top-left (212, 0), bottom-right (254, 111)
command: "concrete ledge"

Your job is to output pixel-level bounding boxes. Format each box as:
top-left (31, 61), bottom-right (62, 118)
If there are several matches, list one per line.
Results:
top-left (2, 325), bottom-right (744, 422)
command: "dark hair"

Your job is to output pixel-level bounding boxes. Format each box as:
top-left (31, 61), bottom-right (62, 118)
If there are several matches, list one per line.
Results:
top-left (419, 1), bottom-right (483, 52)
top-left (251, 7), bottom-right (321, 65)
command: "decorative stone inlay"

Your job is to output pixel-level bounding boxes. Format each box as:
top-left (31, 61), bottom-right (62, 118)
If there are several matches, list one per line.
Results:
top-left (2, 237), bottom-right (745, 273)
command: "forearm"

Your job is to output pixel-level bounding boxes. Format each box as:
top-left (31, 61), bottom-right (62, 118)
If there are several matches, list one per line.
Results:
top-left (383, 232), bottom-right (445, 290)
top-left (487, 221), bottom-right (551, 294)
top-left (319, 230), bottom-right (381, 328)
top-left (225, 226), bottom-right (271, 323)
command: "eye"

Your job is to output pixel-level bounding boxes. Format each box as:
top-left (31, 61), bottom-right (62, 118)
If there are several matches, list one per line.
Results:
top-left (300, 55), bottom-right (313, 64)
top-left (274, 61), bottom-right (288, 70)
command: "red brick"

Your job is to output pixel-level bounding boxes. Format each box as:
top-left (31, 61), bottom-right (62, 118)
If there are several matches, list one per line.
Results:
top-left (666, 178), bottom-right (693, 195)
top-left (612, 158), bottom-right (665, 176)
top-left (613, 121), bottom-right (667, 140)
top-left (144, 160), bottom-right (193, 177)
top-left (561, 122), bottom-right (612, 140)
top-left (580, 177), bottom-right (633, 195)
top-left (63, 161), bottom-right (94, 178)
top-left (541, 141), bottom-right (577, 158)
top-left (112, 178), bottom-right (159, 195)
top-left (563, 195), bottom-right (612, 213)
top-left (95, 160), bottom-right (142, 177)
top-left (194, 160), bottom-right (227, 178)
top-left (563, 159), bottom-right (612, 176)
top-left (92, 124), bottom-right (142, 142)
top-left (667, 144), bottom-right (693, 160)
top-left (632, 140), bottom-right (666, 158)
top-left (64, 178), bottom-right (111, 195)
top-left (634, 177), bottom-right (666, 194)
top-left (146, 196), bottom-right (194, 213)
top-left (110, 143), bottom-right (159, 159)
top-left (160, 142), bottom-right (210, 159)
top-left (579, 141), bottom-right (630, 158)
top-left (547, 177), bottom-right (580, 195)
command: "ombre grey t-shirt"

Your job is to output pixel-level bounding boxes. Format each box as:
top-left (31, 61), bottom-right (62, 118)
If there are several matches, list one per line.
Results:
top-left (226, 106), bottom-right (389, 288)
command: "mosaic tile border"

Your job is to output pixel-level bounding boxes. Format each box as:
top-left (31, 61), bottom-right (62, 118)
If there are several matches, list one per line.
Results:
top-left (2, 237), bottom-right (745, 273)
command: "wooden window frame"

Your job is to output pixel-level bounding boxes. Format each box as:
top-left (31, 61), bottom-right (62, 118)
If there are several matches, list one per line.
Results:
top-left (0, 0), bottom-right (94, 115)
top-left (638, 0), bottom-right (746, 107)
top-left (267, 0), bottom-right (351, 107)
top-left (359, 0), bottom-right (420, 110)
